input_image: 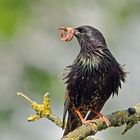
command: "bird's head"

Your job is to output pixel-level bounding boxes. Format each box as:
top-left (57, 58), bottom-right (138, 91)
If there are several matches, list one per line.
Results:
top-left (58, 25), bottom-right (107, 50)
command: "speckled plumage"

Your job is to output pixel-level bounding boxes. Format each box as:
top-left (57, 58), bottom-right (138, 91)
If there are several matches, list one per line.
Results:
top-left (62, 25), bottom-right (126, 135)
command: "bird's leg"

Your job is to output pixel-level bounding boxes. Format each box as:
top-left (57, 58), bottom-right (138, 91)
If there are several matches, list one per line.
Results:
top-left (75, 109), bottom-right (84, 122)
top-left (75, 109), bottom-right (93, 126)
top-left (91, 110), bottom-right (110, 127)
top-left (76, 109), bottom-right (110, 126)
top-left (82, 109), bottom-right (110, 126)
top-left (99, 114), bottom-right (110, 126)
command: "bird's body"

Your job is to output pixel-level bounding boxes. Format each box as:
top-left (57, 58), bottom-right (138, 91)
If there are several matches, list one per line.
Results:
top-left (59, 26), bottom-right (126, 135)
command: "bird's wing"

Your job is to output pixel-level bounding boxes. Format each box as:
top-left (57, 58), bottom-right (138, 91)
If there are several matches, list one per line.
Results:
top-left (62, 90), bottom-right (70, 129)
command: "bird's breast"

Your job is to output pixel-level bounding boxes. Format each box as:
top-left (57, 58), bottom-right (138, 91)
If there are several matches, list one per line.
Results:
top-left (66, 58), bottom-right (107, 109)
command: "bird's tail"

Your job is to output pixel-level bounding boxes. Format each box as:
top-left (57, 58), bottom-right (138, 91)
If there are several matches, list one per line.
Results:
top-left (63, 112), bottom-right (82, 136)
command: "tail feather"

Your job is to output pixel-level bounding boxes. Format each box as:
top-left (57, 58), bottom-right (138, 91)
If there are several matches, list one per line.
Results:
top-left (63, 113), bottom-right (82, 136)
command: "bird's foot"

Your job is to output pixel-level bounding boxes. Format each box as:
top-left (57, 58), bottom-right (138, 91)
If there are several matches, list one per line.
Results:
top-left (75, 109), bottom-right (93, 128)
top-left (81, 119), bottom-right (94, 127)
top-left (88, 110), bottom-right (110, 127)
top-left (98, 114), bottom-right (110, 127)
top-left (83, 116), bottom-right (110, 127)
top-left (84, 110), bottom-right (110, 127)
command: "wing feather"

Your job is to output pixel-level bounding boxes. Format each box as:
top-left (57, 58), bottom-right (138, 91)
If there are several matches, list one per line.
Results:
top-left (62, 90), bottom-right (70, 129)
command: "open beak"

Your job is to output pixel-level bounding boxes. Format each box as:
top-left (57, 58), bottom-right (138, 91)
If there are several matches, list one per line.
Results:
top-left (58, 27), bottom-right (75, 42)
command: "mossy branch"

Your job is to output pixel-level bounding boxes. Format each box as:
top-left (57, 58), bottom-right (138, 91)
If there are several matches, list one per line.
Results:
top-left (17, 92), bottom-right (140, 140)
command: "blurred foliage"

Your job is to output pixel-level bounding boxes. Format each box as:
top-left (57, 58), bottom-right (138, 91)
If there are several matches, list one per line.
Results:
top-left (22, 66), bottom-right (54, 95)
top-left (0, 0), bottom-right (35, 38)
top-left (0, 0), bottom-right (140, 38)
top-left (0, 109), bottom-right (14, 123)
top-left (21, 66), bottom-right (64, 100)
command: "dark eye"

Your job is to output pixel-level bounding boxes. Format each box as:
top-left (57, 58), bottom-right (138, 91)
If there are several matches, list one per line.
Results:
top-left (77, 27), bottom-right (84, 33)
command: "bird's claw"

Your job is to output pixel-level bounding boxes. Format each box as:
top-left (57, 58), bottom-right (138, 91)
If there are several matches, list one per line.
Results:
top-left (82, 119), bottom-right (93, 126)
top-left (99, 115), bottom-right (110, 127)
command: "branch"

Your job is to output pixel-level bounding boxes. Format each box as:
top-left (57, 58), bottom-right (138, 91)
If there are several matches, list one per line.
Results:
top-left (17, 92), bottom-right (140, 140)
top-left (62, 107), bottom-right (140, 140)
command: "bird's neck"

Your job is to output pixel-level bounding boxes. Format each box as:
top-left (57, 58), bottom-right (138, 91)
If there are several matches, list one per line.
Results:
top-left (79, 39), bottom-right (95, 53)
top-left (75, 51), bottom-right (100, 69)
top-left (77, 35), bottom-right (105, 53)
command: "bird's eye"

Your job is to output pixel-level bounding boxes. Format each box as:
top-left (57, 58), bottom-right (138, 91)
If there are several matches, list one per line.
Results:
top-left (77, 28), bottom-right (84, 33)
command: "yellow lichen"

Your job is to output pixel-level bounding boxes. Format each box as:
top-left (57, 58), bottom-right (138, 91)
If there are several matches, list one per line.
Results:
top-left (27, 114), bottom-right (41, 121)
top-left (17, 92), bottom-right (52, 122)
top-left (117, 111), bottom-right (127, 118)
top-left (28, 93), bottom-right (52, 121)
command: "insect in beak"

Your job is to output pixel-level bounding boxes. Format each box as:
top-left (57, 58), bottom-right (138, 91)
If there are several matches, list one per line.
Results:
top-left (58, 27), bottom-right (75, 42)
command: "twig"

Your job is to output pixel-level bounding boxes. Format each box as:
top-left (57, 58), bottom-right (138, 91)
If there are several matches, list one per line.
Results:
top-left (17, 92), bottom-right (33, 104)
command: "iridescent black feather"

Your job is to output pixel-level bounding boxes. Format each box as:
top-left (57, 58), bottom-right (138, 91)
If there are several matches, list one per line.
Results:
top-left (63, 25), bottom-right (126, 135)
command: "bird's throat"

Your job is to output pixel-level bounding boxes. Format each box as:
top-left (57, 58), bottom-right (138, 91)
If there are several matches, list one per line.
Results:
top-left (76, 53), bottom-right (100, 71)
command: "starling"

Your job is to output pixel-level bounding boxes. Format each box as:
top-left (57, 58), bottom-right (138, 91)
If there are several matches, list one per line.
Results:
top-left (59, 25), bottom-right (126, 136)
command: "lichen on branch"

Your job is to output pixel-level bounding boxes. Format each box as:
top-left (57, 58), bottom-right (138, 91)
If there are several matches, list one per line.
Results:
top-left (17, 92), bottom-right (63, 127)
top-left (17, 92), bottom-right (140, 140)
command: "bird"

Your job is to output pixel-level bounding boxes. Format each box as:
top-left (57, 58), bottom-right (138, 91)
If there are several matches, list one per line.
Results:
top-left (58, 25), bottom-right (126, 136)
